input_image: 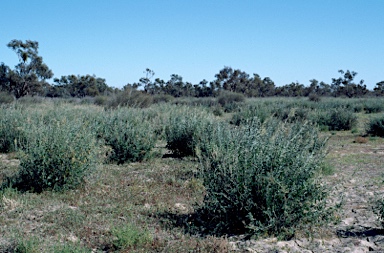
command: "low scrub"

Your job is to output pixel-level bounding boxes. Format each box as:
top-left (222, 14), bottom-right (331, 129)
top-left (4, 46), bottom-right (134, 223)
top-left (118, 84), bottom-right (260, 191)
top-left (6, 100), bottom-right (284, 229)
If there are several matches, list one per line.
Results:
top-left (152, 94), bottom-right (174, 104)
top-left (364, 100), bottom-right (384, 114)
top-left (111, 224), bottom-right (153, 251)
top-left (366, 115), bottom-right (384, 137)
top-left (0, 91), bottom-right (14, 104)
top-left (165, 108), bottom-right (212, 157)
top-left (7, 116), bottom-right (99, 193)
top-left (100, 109), bottom-right (157, 164)
top-left (194, 118), bottom-right (331, 238)
top-left (0, 107), bottom-right (27, 153)
top-left (217, 91), bottom-right (245, 112)
top-left (108, 89), bottom-right (153, 108)
top-left (311, 108), bottom-right (357, 131)
top-left (230, 104), bottom-right (271, 126)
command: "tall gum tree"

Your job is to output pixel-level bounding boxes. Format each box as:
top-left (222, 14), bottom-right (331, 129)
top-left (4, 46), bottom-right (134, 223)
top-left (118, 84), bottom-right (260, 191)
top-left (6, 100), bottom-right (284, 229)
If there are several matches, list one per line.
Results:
top-left (6, 40), bottom-right (53, 98)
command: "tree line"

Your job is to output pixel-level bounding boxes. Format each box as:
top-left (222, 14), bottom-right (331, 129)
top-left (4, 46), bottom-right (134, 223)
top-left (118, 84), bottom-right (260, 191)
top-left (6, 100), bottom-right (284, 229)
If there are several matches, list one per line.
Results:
top-left (1, 39), bottom-right (384, 99)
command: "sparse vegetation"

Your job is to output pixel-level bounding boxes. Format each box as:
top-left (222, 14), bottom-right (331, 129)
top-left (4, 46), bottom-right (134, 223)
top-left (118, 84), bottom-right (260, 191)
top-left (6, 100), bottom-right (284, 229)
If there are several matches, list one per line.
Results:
top-left (0, 97), bottom-right (383, 252)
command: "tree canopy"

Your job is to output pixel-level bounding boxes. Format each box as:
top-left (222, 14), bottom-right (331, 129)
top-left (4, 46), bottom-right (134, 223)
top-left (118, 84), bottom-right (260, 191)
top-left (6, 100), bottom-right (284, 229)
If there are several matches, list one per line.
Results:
top-left (0, 39), bottom-right (383, 100)
top-left (3, 40), bottom-right (53, 98)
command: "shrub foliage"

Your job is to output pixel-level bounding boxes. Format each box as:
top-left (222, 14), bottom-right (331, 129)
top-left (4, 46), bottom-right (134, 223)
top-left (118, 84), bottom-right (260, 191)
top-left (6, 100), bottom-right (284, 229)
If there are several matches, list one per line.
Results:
top-left (11, 116), bottom-right (99, 192)
top-left (165, 108), bottom-right (211, 157)
top-left (311, 108), bottom-right (357, 131)
top-left (100, 109), bottom-right (157, 164)
top-left (366, 115), bottom-right (384, 137)
top-left (195, 118), bottom-right (330, 238)
top-left (0, 107), bottom-right (26, 153)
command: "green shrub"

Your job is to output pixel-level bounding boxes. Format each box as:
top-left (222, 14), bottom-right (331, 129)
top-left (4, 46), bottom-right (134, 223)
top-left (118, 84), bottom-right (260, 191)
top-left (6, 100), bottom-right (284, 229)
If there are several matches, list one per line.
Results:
top-left (16, 95), bottom-right (45, 105)
top-left (212, 106), bottom-right (224, 116)
top-left (273, 107), bottom-right (309, 123)
top-left (308, 93), bottom-right (321, 102)
top-left (108, 89), bottom-right (153, 108)
top-left (52, 243), bottom-right (91, 253)
top-left (328, 109), bottom-right (357, 131)
top-left (165, 108), bottom-right (211, 157)
top-left (0, 91), bottom-right (14, 104)
top-left (366, 115), bottom-right (384, 137)
top-left (171, 97), bottom-right (218, 109)
top-left (230, 104), bottom-right (271, 126)
top-left (217, 91), bottom-right (245, 106)
top-left (352, 103), bottom-right (364, 113)
top-left (9, 117), bottom-right (99, 193)
top-left (217, 92), bottom-right (245, 112)
top-left (3, 236), bottom-right (41, 253)
top-left (364, 100), bottom-right (384, 114)
top-left (100, 109), bottom-right (157, 164)
top-left (195, 118), bottom-right (330, 238)
top-left (0, 107), bottom-right (26, 153)
top-left (374, 197), bottom-right (384, 228)
top-left (152, 94), bottom-right (174, 104)
top-left (15, 239), bottom-right (40, 253)
top-left (111, 224), bottom-right (152, 251)
top-left (312, 108), bottom-right (357, 131)
top-left (94, 95), bottom-right (109, 106)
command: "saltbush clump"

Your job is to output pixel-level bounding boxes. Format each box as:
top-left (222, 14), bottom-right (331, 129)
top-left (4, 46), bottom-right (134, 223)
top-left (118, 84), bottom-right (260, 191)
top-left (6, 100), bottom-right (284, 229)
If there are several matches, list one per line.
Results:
top-left (217, 91), bottom-right (245, 112)
top-left (364, 100), bottom-right (384, 114)
top-left (100, 109), bottom-right (157, 164)
top-left (0, 92), bottom-right (14, 104)
top-left (108, 89), bottom-right (153, 108)
top-left (11, 117), bottom-right (99, 192)
top-left (230, 104), bottom-right (271, 126)
top-left (311, 108), bottom-right (357, 131)
top-left (366, 115), bottom-right (384, 137)
top-left (195, 118), bottom-right (330, 238)
top-left (0, 107), bottom-right (26, 153)
top-left (165, 108), bottom-right (211, 157)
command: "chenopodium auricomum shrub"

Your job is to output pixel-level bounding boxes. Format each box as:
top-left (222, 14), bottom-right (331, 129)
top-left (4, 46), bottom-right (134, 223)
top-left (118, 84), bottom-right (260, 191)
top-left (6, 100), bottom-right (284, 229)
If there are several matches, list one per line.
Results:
top-left (165, 107), bottom-right (212, 157)
top-left (101, 109), bottom-right (157, 164)
top-left (196, 118), bottom-right (331, 238)
top-left (0, 107), bottom-right (27, 153)
top-left (14, 117), bottom-right (100, 192)
top-left (366, 115), bottom-right (384, 137)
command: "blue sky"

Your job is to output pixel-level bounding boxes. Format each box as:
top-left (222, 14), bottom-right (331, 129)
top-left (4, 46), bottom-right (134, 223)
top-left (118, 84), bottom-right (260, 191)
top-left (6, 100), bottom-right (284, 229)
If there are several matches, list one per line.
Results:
top-left (1, 0), bottom-right (383, 89)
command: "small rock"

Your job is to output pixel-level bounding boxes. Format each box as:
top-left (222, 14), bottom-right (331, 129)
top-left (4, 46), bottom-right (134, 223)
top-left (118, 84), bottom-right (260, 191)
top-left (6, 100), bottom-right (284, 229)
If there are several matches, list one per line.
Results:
top-left (342, 217), bottom-right (355, 226)
top-left (350, 247), bottom-right (368, 253)
top-left (358, 239), bottom-right (376, 250)
top-left (68, 206), bottom-right (78, 210)
top-left (174, 203), bottom-right (187, 212)
top-left (228, 241), bottom-right (238, 251)
top-left (67, 234), bottom-right (79, 243)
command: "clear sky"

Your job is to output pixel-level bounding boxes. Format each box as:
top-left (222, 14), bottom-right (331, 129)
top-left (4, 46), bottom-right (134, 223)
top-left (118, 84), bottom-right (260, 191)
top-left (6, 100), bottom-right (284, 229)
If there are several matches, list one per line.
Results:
top-left (0, 0), bottom-right (383, 89)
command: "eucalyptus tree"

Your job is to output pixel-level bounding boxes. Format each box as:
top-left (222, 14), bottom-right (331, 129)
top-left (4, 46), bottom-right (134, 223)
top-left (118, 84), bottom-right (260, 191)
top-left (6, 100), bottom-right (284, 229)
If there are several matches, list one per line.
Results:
top-left (53, 74), bottom-right (110, 97)
top-left (6, 40), bottom-right (53, 98)
top-left (331, 70), bottom-right (367, 97)
top-left (0, 63), bottom-right (9, 92)
top-left (373, 81), bottom-right (384, 96)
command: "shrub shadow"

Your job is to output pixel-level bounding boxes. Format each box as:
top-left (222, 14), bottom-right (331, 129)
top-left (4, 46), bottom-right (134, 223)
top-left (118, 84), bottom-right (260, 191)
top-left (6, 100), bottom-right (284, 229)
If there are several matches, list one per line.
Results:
top-left (337, 228), bottom-right (384, 238)
top-left (156, 208), bottom-right (251, 239)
